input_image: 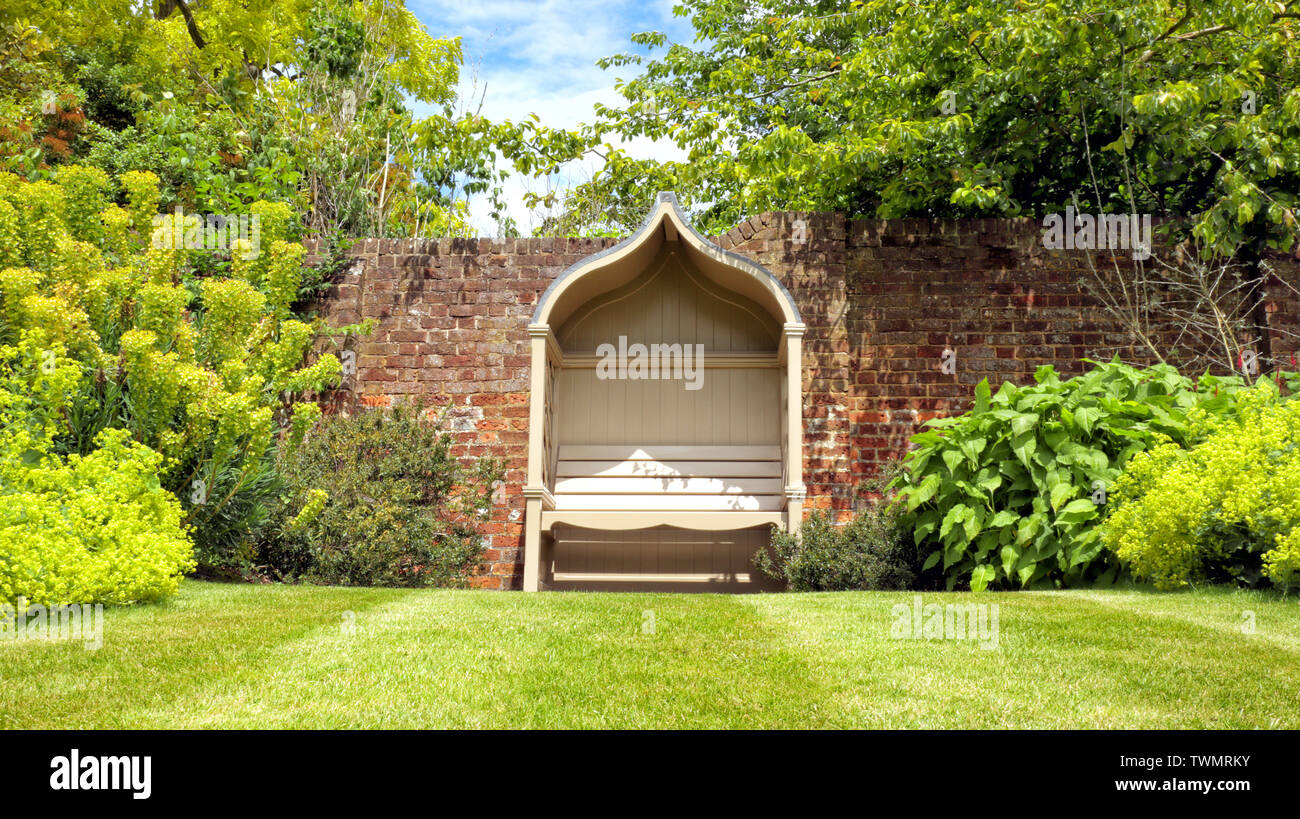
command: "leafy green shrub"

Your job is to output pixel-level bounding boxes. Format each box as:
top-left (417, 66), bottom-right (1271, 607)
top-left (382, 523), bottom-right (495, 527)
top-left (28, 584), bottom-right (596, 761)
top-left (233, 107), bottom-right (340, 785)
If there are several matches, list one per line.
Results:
top-left (1103, 382), bottom-right (1300, 590)
top-left (0, 342), bottom-right (192, 606)
top-left (756, 481), bottom-right (918, 591)
top-left (892, 360), bottom-right (1248, 591)
top-left (0, 429), bottom-right (195, 606)
top-left (0, 167), bottom-right (346, 578)
top-left (264, 403), bottom-right (503, 588)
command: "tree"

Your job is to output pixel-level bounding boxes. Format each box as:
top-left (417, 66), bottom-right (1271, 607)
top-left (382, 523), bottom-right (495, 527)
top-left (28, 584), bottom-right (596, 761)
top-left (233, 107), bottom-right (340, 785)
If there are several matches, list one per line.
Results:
top-left (561, 0), bottom-right (1299, 259)
top-left (0, 0), bottom-right (554, 237)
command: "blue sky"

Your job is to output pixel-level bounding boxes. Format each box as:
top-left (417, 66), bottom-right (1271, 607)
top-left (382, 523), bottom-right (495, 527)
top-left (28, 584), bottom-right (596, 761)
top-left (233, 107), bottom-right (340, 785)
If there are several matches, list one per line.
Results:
top-left (408, 1), bottom-right (695, 234)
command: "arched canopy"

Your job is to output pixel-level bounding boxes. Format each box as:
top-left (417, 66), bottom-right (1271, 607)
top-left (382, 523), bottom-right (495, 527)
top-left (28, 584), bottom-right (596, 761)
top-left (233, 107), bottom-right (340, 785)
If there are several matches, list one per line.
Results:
top-left (532, 192), bottom-right (801, 329)
top-left (521, 193), bottom-right (806, 592)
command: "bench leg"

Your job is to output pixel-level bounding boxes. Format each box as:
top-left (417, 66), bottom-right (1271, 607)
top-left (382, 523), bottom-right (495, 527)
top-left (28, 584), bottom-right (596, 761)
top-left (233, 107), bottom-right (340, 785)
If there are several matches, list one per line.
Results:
top-left (523, 497), bottom-right (543, 591)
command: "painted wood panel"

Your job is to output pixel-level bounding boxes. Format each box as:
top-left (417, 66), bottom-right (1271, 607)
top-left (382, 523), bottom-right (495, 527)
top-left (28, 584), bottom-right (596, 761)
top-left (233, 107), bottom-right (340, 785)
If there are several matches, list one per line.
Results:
top-left (556, 367), bottom-right (781, 446)
top-left (541, 510), bottom-right (784, 531)
top-left (558, 444), bottom-right (781, 461)
top-left (557, 252), bottom-right (779, 354)
top-left (551, 493), bottom-right (782, 512)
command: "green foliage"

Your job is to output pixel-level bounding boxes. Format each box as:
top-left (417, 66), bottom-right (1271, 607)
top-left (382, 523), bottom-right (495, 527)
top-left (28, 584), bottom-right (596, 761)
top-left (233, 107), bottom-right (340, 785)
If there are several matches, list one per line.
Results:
top-left (0, 340), bottom-right (193, 606)
top-left (0, 1), bottom-right (566, 238)
top-left (305, 2), bottom-right (367, 79)
top-left (1104, 382), bottom-right (1300, 591)
top-left (55, 163), bottom-right (109, 242)
top-left (757, 478), bottom-right (917, 591)
top-left (525, 156), bottom-right (700, 238)
top-left (13, 180), bottom-right (66, 263)
top-left (559, 0), bottom-right (1300, 251)
top-left (0, 167), bottom-right (345, 583)
top-left (892, 360), bottom-right (1250, 591)
top-left (120, 170), bottom-right (162, 237)
top-left (295, 229), bottom-right (354, 312)
top-left (0, 20), bottom-right (85, 177)
top-left (265, 403), bottom-right (503, 588)
top-left (0, 429), bottom-right (195, 607)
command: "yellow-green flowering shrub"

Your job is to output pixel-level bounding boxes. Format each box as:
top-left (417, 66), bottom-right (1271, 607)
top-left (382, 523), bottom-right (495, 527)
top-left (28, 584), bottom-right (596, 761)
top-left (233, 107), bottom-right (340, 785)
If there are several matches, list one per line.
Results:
top-left (0, 197), bottom-right (20, 268)
top-left (0, 342), bottom-right (193, 606)
top-left (119, 170), bottom-right (161, 238)
top-left (13, 179), bottom-right (65, 266)
top-left (250, 201), bottom-right (296, 247)
top-left (1103, 383), bottom-right (1300, 590)
top-left (0, 429), bottom-right (195, 606)
top-left (1267, 530), bottom-right (1300, 589)
top-left (198, 278), bottom-right (266, 371)
top-left (101, 205), bottom-right (133, 259)
top-left (56, 165), bottom-right (111, 245)
top-left (0, 167), bottom-right (344, 587)
top-left (263, 239), bottom-right (307, 315)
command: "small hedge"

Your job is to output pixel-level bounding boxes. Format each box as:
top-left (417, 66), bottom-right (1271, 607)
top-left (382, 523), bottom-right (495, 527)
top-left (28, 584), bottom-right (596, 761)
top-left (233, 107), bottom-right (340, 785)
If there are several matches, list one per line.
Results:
top-left (1, 429), bottom-right (195, 606)
top-left (756, 481), bottom-right (918, 591)
top-left (263, 403), bottom-right (503, 587)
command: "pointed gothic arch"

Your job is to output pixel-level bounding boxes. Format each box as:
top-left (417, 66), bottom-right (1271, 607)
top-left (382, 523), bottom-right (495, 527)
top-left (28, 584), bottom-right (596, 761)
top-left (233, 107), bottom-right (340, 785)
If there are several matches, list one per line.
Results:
top-left (523, 193), bottom-right (805, 591)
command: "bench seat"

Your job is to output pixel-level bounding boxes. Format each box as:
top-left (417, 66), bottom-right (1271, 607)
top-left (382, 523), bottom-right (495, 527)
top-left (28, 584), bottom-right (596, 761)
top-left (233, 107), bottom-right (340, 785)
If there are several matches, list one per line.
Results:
top-left (545, 444), bottom-right (785, 528)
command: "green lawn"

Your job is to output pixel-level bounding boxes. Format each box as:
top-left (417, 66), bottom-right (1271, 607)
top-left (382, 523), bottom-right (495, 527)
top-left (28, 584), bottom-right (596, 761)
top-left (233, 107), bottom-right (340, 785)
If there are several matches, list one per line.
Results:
top-left (3, 581), bottom-right (1297, 729)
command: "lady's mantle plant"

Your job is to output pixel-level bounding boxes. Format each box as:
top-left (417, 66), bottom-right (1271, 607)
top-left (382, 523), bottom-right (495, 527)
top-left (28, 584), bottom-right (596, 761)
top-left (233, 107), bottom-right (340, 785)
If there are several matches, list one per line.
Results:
top-left (0, 167), bottom-right (340, 604)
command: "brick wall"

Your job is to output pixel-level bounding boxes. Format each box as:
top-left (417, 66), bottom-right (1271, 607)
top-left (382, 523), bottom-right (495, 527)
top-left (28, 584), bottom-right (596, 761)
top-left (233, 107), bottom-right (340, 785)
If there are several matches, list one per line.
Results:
top-left (308, 219), bottom-right (1300, 589)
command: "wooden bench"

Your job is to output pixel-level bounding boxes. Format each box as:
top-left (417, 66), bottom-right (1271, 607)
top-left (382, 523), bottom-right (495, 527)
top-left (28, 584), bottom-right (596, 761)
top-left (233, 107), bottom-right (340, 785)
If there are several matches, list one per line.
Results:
top-left (540, 444), bottom-right (786, 532)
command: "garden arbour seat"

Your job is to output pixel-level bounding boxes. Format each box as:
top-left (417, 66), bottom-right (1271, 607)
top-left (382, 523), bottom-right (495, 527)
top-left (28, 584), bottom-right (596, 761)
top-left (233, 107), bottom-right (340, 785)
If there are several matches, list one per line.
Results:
top-left (522, 193), bottom-right (806, 591)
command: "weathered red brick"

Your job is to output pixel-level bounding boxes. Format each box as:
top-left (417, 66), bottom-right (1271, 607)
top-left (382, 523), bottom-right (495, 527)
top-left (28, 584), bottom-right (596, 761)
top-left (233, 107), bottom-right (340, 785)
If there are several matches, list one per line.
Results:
top-left (310, 216), bottom-right (1300, 586)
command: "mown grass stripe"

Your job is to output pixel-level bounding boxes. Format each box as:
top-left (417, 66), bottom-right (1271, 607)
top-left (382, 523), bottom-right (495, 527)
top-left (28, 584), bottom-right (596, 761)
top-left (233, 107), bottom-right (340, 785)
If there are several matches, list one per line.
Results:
top-left (3, 582), bottom-right (1297, 729)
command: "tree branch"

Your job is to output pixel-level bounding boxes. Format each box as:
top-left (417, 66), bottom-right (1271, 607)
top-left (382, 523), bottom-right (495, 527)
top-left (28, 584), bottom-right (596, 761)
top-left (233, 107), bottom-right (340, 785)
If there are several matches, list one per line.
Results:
top-left (1138, 11), bottom-right (1299, 63)
top-left (155, 0), bottom-right (206, 49)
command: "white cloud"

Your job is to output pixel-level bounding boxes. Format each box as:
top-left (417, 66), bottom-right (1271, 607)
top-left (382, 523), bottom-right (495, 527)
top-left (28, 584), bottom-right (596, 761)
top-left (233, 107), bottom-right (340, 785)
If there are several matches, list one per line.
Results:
top-left (408, 0), bottom-right (692, 235)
